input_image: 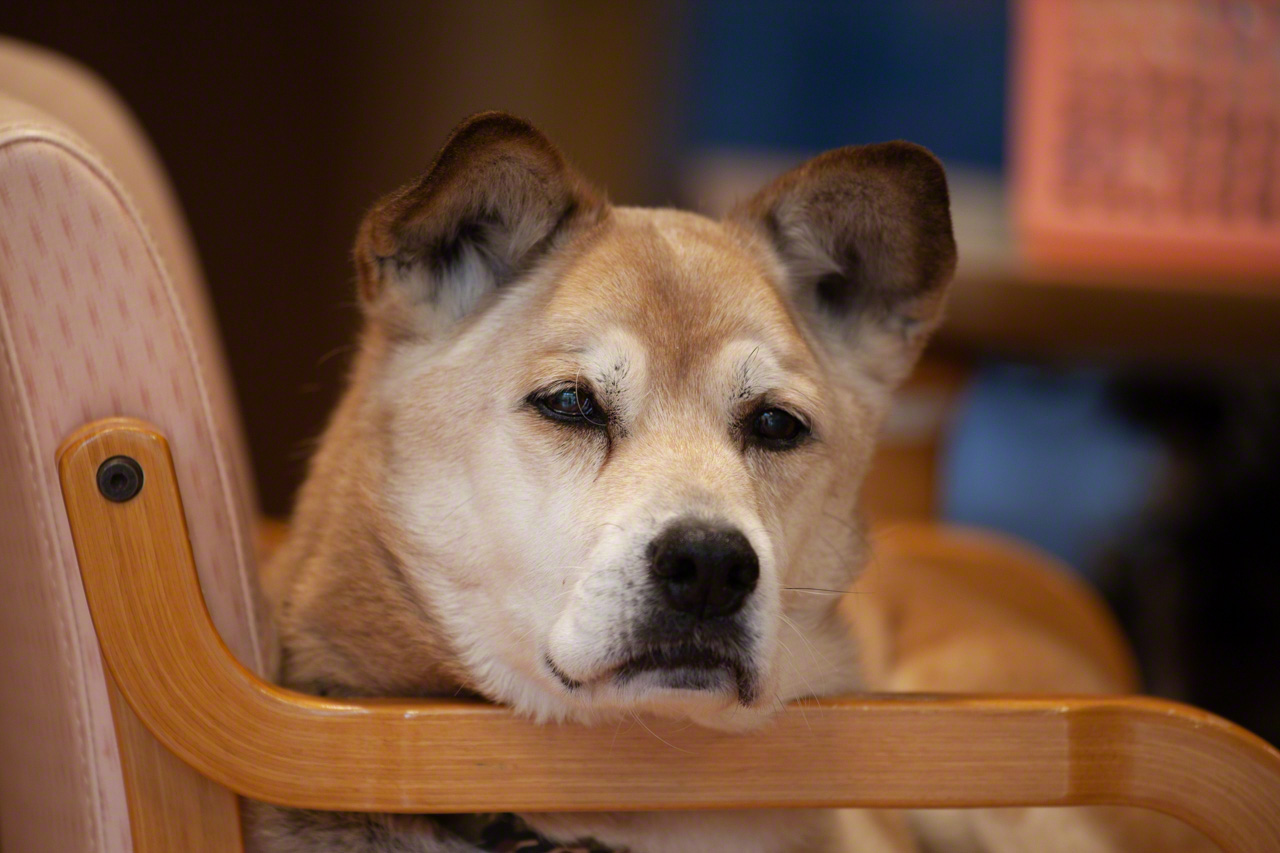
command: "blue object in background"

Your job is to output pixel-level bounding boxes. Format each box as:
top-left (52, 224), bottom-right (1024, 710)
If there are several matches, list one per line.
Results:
top-left (940, 364), bottom-right (1164, 573)
top-left (682, 4), bottom-right (1160, 575)
top-left (681, 0), bottom-right (1008, 169)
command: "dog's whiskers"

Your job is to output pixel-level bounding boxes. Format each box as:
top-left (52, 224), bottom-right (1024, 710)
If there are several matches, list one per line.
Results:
top-left (780, 612), bottom-right (836, 676)
top-left (864, 520), bottom-right (912, 549)
top-left (773, 636), bottom-right (813, 732)
top-left (315, 342), bottom-right (357, 367)
top-left (439, 491), bottom-right (480, 523)
top-left (782, 586), bottom-right (865, 596)
top-left (819, 508), bottom-right (862, 536)
top-left (607, 714), bottom-right (633, 757)
top-left (502, 583), bottom-right (582, 647)
top-left (497, 567), bottom-right (597, 651)
top-left (628, 709), bottom-right (693, 754)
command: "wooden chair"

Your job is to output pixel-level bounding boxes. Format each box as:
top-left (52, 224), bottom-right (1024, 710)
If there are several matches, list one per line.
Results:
top-left (4, 37), bottom-right (1279, 853)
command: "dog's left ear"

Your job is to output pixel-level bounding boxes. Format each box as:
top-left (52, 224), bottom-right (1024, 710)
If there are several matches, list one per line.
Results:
top-left (731, 142), bottom-right (956, 387)
top-left (355, 112), bottom-right (609, 334)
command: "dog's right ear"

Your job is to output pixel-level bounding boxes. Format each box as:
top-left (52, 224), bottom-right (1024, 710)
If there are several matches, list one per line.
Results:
top-left (355, 112), bottom-right (608, 333)
top-left (730, 142), bottom-right (956, 390)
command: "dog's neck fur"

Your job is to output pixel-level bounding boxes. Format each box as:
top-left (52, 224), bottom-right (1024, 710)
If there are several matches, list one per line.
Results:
top-left (264, 330), bottom-right (470, 699)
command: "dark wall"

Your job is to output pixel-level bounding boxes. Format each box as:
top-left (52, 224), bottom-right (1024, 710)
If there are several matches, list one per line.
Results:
top-left (2, 2), bottom-right (675, 514)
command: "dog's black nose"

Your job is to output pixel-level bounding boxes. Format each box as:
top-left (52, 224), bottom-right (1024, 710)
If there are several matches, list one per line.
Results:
top-left (648, 521), bottom-right (759, 619)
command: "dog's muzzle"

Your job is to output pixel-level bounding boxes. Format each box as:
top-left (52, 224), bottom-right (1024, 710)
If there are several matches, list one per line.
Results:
top-left (545, 518), bottom-right (765, 705)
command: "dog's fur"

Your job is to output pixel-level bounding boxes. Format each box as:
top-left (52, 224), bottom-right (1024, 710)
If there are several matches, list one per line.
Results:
top-left (250, 114), bottom-right (1215, 852)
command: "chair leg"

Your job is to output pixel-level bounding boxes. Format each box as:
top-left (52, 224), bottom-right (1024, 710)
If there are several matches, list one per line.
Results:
top-left (107, 667), bottom-right (244, 851)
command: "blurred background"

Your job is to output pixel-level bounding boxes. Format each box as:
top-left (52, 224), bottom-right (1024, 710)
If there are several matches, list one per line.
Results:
top-left (3, 1), bottom-right (1277, 741)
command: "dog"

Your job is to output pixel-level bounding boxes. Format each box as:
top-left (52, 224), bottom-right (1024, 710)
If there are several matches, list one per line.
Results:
top-left (249, 113), bottom-right (1215, 852)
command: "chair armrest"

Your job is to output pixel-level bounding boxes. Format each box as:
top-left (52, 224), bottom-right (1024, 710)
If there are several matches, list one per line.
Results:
top-left (863, 522), bottom-right (1141, 693)
top-left (59, 418), bottom-right (1280, 852)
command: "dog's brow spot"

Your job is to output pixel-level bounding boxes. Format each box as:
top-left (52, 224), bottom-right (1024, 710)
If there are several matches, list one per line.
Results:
top-left (732, 346), bottom-right (769, 402)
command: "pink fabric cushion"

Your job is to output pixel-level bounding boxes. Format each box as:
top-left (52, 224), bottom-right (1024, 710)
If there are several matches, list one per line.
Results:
top-left (0, 40), bottom-right (273, 852)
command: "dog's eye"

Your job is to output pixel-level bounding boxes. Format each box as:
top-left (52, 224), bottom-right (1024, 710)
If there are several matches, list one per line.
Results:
top-left (535, 386), bottom-right (605, 426)
top-left (751, 407), bottom-right (807, 448)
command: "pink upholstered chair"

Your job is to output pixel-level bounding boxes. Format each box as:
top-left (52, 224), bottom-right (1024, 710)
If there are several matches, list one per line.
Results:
top-left (0, 36), bottom-right (273, 851)
top-left (3, 36), bottom-right (1279, 853)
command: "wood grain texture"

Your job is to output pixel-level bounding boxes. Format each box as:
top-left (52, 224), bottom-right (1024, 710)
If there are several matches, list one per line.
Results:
top-left (105, 675), bottom-right (245, 853)
top-left (868, 523), bottom-right (1141, 692)
top-left (59, 418), bottom-right (1280, 852)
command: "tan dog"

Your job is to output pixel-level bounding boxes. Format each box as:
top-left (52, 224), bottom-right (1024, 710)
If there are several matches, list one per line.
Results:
top-left (250, 113), bottom-right (1212, 853)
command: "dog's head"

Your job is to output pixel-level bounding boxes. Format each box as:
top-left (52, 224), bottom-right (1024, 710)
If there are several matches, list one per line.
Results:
top-left (311, 113), bottom-right (953, 728)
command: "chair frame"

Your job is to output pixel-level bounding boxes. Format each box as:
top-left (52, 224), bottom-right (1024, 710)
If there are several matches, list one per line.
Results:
top-left (58, 418), bottom-right (1280, 853)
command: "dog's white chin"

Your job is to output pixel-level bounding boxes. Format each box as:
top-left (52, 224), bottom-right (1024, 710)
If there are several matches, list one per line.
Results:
top-left (575, 670), bottom-right (778, 731)
top-left (470, 653), bottom-right (780, 732)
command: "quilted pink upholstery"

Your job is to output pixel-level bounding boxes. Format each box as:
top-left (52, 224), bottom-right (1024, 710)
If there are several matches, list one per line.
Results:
top-left (0, 39), bottom-right (274, 852)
